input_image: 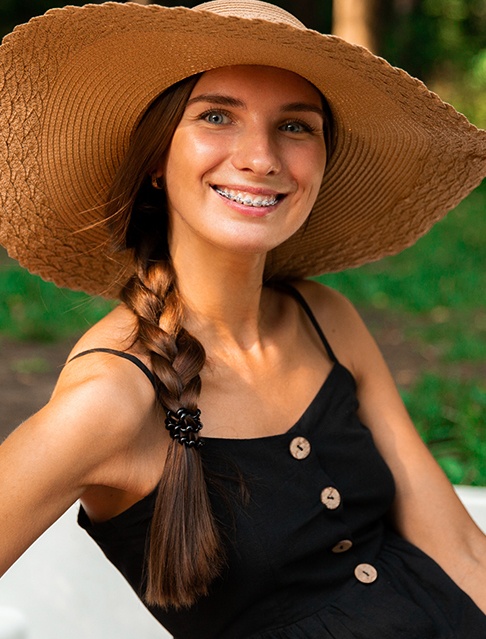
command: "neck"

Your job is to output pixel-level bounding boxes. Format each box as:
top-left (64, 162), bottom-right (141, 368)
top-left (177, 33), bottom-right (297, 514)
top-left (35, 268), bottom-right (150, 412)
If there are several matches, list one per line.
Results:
top-left (170, 240), bottom-right (271, 352)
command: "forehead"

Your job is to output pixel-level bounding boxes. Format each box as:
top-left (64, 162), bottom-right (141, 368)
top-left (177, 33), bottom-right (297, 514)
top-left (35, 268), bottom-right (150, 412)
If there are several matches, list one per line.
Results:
top-left (190, 65), bottom-right (322, 104)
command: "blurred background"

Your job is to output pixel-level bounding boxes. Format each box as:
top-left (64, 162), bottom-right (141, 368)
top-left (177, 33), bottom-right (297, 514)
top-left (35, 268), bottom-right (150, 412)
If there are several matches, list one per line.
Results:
top-left (0, 0), bottom-right (485, 485)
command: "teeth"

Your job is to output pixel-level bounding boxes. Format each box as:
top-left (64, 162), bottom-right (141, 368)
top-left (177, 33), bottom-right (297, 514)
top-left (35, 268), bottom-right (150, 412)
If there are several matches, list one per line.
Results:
top-left (215, 187), bottom-right (279, 207)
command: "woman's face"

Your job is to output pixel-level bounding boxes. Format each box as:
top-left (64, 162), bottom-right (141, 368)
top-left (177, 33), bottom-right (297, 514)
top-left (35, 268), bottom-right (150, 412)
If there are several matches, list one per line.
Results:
top-left (158, 65), bottom-right (327, 261)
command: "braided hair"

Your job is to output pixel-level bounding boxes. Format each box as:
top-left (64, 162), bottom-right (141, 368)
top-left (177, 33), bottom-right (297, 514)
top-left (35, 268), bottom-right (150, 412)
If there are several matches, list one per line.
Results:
top-left (106, 74), bottom-right (223, 609)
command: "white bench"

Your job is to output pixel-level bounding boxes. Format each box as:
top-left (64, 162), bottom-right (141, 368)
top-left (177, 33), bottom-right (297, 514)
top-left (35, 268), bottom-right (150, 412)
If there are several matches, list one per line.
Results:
top-left (0, 505), bottom-right (169, 639)
top-left (0, 486), bottom-right (485, 639)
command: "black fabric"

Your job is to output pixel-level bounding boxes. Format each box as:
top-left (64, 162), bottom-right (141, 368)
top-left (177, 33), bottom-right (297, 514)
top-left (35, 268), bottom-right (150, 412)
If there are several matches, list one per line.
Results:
top-left (77, 294), bottom-right (486, 638)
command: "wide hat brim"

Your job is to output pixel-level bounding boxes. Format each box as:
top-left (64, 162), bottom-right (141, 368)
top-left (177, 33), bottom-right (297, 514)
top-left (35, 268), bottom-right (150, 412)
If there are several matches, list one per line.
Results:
top-left (0, 1), bottom-right (485, 297)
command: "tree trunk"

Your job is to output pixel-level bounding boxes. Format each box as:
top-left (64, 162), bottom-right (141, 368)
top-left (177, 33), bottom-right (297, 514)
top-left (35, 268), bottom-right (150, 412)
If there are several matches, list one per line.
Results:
top-left (332, 0), bottom-right (380, 52)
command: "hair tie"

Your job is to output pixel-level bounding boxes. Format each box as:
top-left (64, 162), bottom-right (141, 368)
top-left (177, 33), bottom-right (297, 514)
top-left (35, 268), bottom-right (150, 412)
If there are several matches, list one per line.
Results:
top-left (165, 408), bottom-right (204, 449)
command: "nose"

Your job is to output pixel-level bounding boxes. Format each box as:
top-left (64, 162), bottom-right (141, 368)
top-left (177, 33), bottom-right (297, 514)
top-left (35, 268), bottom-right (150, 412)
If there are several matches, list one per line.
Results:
top-left (231, 127), bottom-right (281, 176)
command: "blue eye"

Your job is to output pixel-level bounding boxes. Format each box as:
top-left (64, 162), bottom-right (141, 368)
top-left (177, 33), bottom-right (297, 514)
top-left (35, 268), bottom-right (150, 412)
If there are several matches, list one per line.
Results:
top-left (282, 122), bottom-right (305, 133)
top-left (280, 120), bottom-right (315, 134)
top-left (202, 110), bottom-right (231, 125)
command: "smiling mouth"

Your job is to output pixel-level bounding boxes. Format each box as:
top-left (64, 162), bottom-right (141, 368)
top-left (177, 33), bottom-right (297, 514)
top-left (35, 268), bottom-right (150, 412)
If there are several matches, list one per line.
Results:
top-left (212, 186), bottom-right (283, 208)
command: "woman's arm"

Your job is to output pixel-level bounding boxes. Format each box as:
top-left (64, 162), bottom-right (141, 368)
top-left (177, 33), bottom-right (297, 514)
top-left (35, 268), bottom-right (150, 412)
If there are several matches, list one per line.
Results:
top-left (0, 350), bottom-right (158, 576)
top-left (353, 330), bottom-right (486, 613)
top-left (299, 280), bottom-right (486, 613)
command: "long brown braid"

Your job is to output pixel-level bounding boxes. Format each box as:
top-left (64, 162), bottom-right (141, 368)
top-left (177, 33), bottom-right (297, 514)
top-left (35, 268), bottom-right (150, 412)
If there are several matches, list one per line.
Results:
top-left (106, 74), bottom-right (223, 609)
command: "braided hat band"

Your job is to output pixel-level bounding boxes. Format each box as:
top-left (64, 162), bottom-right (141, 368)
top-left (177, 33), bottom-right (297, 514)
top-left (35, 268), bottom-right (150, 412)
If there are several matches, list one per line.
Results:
top-left (0, 1), bottom-right (485, 297)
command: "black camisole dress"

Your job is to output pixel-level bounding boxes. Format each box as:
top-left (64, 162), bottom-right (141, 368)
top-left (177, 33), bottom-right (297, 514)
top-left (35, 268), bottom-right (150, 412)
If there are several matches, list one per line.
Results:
top-left (77, 287), bottom-right (486, 638)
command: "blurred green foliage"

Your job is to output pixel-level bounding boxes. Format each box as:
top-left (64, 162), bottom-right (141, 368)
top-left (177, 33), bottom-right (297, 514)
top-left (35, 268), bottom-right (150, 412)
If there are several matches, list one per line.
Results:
top-left (0, 255), bottom-right (113, 341)
top-left (402, 375), bottom-right (486, 486)
top-left (382, 0), bottom-right (486, 127)
top-left (320, 182), bottom-right (486, 313)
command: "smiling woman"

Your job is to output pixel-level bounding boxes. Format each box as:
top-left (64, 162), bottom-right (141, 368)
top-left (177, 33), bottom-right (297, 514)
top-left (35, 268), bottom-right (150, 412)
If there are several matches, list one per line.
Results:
top-left (0, 1), bottom-right (486, 638)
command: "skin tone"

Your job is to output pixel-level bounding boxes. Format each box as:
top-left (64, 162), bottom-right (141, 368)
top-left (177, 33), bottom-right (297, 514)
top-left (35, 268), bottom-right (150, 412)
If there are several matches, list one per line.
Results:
top-left (0, 65), bottom-right (485, 615)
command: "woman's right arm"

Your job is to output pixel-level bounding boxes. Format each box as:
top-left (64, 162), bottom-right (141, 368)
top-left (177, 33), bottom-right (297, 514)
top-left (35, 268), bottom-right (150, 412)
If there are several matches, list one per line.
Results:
top-left (0, 351), bottom-right (158, 576)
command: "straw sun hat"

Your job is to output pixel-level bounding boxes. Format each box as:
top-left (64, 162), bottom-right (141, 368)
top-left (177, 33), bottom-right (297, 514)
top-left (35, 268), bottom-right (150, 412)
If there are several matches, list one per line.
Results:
top-left (0, 0), bottom-right (485, 297)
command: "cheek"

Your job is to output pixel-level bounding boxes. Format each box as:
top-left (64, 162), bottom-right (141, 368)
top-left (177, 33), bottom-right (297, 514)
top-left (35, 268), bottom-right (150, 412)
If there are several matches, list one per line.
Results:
top-left (191, 135), bottom-right (227, 161)
top-left (166, 131), bottom-right (228, 186)
top-left (289, 138), bottom-right (326, 180)
top-left (297, 150), bottom-right (326, 202)
top-left (164, 134), bottom-right (190, 185)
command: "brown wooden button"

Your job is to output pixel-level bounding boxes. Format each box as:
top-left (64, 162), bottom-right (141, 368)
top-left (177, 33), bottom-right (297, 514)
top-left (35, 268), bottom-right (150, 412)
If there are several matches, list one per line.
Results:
top-left (320, 486), bottom-right (341, 510)
top-left (289, 436), bottom-right (311, 460)
top-left (354, 563), bottom-right (378, 584)
top-left (332, 539), bottom-right (353, 553)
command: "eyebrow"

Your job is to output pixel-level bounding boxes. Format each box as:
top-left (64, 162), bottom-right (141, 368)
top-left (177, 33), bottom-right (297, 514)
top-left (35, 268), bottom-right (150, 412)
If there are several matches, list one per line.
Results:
top-left (185, 94), bottom-right (324, 118)
top-left (185, 94), bottom-right (245, 109)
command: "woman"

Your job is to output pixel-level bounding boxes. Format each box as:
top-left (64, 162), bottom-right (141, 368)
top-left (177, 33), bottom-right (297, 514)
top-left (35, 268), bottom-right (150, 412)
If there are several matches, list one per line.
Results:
top-left (0, 1), bottom-right (485, 637)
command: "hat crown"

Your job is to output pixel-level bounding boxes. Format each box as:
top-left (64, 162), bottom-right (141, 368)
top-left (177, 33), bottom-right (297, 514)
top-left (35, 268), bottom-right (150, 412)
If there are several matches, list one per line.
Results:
top-left (194, 0), bottom-right (305, 29)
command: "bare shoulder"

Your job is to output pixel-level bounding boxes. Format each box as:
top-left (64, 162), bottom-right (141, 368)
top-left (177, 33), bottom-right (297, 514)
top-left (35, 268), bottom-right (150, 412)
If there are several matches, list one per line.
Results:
top-left (0, 303), bottom-right (161, 522)
top-left (291, 279), bottom-right (359, 319)
top-left (50, 303), bottom-right (157, 446)
top-left (290, 279), bottom-right (373, 377)
top-left (0, 302), bottom-right (160, 505)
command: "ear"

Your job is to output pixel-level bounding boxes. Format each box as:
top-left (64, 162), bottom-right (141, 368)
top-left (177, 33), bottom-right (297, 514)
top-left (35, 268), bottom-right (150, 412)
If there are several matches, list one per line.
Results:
top-left (151, 173), bottom-right (164, 190)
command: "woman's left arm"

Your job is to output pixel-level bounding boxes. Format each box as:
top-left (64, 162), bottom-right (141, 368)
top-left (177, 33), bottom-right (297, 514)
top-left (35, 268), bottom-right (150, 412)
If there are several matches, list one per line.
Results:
top-left (303, 282), bottom-right (486, 613)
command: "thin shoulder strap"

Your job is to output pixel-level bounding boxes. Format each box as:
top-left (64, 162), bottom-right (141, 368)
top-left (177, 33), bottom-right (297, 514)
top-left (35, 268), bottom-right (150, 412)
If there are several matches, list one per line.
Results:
top-left (283, 284), bottom-right (338, 364)
top-left (68, 348), bottom-right (157, 390)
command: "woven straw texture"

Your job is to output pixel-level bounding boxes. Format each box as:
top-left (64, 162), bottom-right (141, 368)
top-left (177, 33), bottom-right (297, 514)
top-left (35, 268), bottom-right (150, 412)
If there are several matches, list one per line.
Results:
top-left (0, 0), bottom-right (485, 297)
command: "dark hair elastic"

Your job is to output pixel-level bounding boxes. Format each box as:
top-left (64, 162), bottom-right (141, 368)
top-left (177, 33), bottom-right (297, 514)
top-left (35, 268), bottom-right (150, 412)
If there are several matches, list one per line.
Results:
top-left (165, 408), bottom-right (204, 449)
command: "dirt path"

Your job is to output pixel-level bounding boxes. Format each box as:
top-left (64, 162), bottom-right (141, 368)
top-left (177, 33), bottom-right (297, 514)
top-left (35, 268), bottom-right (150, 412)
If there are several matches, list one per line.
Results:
top-left (0, 309), bottom-right (437, 441)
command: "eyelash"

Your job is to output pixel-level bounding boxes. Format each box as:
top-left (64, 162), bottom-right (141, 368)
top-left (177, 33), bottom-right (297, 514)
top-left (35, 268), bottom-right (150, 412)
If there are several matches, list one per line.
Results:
top-left (198, 109), bottom-right (320, 134)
